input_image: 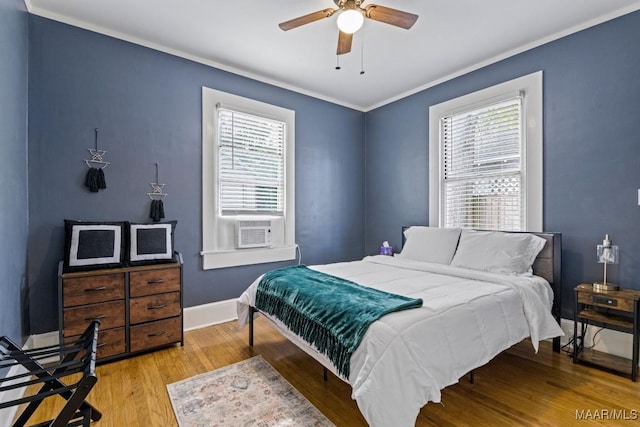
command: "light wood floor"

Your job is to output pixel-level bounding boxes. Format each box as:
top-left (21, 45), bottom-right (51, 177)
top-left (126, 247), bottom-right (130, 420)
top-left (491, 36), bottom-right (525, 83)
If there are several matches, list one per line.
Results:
top-left (16, 317), bottom-right (640, 426)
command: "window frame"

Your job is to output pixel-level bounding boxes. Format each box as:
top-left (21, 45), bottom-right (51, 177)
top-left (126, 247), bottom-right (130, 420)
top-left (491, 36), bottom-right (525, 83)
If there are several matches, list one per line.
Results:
top-left (429, 71), bottom-right (543, 232)
top-left (201, 87), bottom-right (296, 269)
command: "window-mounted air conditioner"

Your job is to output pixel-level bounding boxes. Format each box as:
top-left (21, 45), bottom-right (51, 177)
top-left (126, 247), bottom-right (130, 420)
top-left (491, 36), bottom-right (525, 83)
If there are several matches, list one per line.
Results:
top-left (236, 220), bottom-right (272, 249)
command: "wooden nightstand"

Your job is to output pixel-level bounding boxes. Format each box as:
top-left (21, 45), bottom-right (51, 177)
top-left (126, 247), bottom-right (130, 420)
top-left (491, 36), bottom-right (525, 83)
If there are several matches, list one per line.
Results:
top-left (573, 284), bottom-right (640, 381)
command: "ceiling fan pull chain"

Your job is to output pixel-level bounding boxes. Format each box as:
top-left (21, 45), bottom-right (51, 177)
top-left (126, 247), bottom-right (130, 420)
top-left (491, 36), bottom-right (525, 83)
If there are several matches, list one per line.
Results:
top-left (335, 54), bottom-right (341, 70)
top-left (360, 24), bottom-right (365, 75)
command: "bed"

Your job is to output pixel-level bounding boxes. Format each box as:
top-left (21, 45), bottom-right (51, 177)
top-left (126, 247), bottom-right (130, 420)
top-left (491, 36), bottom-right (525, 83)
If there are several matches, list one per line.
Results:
top-left (237, 228), bottom-right (564, 427)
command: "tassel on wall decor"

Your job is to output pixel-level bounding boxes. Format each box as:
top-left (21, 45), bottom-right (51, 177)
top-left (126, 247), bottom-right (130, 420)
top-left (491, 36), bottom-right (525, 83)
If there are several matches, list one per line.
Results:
top-left (149, 199), bottom-right (165, 222)
top-left (85, 167), bottom-right (106, 192)
top-left (84, 128), bottom-right (109, 192)
top-left (148, 163), bottom-right (167, 222)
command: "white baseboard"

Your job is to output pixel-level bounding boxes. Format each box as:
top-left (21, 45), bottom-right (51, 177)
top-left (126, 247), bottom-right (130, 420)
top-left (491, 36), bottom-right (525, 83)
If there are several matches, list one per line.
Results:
top-left (0, 335), bottom-right (36, 426)
top-left (30, 330), bottom-right (59, 350)
top-left (21, 316), bottom-right (632, 358)
top-left (183, 298), bottom-right (238, 331)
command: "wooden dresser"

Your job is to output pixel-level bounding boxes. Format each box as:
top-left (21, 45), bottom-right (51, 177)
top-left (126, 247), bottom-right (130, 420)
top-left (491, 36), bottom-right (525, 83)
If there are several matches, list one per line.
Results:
top-left (58, 253), bottom-right (183, 362)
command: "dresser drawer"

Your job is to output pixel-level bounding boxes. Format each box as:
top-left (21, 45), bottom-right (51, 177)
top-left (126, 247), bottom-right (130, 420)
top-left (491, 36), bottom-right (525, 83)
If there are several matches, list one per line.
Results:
top-left (129, 292), bottom-right (181, 324)
top-left (63, 301), bottom-right (125, 337)
top-left (95, 327), bottom-right (126, 359)
top-left (63, 273), bottom-right (125, 307)
top-left (130, 267), bottom-right (180, 297)
top-left (130, 316), bottom-right (182, 353)
top-left (66, 327), bottom-right (125, 360)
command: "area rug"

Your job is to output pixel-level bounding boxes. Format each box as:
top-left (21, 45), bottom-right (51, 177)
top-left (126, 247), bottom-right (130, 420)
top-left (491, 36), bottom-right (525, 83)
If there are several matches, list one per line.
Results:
top-left (166, 355), bottom-right (336, 427)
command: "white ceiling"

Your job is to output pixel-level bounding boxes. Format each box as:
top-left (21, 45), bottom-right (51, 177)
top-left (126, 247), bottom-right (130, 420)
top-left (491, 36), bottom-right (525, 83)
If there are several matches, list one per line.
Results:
top-left (26, 0), bottom-right (640, 111)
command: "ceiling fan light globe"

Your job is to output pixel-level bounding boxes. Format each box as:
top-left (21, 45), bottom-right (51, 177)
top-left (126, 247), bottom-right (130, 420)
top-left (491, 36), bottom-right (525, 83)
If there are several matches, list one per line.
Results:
top-left (337, 9), bottom-right (364, 34)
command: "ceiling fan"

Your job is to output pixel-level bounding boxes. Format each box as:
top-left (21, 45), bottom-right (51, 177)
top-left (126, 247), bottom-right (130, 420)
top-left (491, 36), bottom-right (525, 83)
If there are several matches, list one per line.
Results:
top-left (278, 0), bottom-right (418, 55)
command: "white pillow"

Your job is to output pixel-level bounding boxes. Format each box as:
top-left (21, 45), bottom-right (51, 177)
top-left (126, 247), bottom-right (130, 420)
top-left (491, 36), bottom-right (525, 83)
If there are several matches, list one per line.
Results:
top-left (398, 226), bottom-right (461, 264)
top-left (450, 229), bottom-right (546, 275)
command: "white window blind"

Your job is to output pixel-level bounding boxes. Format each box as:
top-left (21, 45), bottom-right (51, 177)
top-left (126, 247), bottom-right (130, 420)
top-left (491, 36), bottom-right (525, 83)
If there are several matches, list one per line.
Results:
top-left (217, 107), bottom-right (285, 215)
top-left (441, 95), bottom-right (523, 231)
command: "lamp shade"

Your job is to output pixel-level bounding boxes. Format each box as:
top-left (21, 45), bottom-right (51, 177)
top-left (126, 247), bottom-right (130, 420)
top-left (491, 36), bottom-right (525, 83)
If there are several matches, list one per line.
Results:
top-left (596, 233), bottom-right (619, 264)
top-left (597, 244), bottom-right (619, 264)
top-left (593, 234), bottom-right (619, 291)
top-left (337, 9), bottom-right (364, 34)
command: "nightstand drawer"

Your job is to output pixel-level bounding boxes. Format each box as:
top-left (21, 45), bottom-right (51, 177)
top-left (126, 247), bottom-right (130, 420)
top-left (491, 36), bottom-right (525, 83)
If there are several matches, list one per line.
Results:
top-left (577, 292), bottom-right (635, 312)
top-left (63, 301), bottom-right (126, 337)
top-left (130, 316), bottom-right (181, 352)
top-left (63, 273), bottom-right (125, 307)
top-left (129, 292), bottom-right (181, 324)
top-left (130, 267), bottom-right (180, 297)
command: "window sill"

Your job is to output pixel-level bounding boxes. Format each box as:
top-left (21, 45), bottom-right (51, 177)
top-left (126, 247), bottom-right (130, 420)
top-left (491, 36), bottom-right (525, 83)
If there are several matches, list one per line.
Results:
top-left (201, 245), bottom-right (296, 270)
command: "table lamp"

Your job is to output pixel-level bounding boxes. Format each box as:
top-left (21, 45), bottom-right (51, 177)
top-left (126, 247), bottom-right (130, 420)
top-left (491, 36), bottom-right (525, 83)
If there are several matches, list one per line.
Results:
top-left (593, 234), bottom-right (619, 292)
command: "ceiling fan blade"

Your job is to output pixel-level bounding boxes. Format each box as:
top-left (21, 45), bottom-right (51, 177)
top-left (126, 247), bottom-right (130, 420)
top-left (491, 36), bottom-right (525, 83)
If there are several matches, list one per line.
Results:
top-left (279, 8), bottom-right (336, 31)
top-left (364, 4), bottom-right (418, 29)
top-left (337, 31), bottom-right (353, 55)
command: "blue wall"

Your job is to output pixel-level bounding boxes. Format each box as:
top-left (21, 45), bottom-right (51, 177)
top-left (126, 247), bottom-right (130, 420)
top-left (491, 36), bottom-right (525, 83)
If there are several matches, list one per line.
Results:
top-left (23, 9), bottom-right (640, 333)
top-left (27, 16), bottom-right (365, 333)
top-left (365, 10), bottom-right (640, 318)
top-left (0, 0), bottom-right (29, 345)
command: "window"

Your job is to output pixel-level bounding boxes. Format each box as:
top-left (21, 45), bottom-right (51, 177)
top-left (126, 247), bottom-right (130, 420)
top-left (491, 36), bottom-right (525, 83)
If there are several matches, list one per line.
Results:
top-left (217, 108), bottom-right (285, 216)
top-left (201, 88), bottom-right (296, 269)
top-left (429, 71), bottom-right (543, 232)
top-left (441, 96), bottom-right (523, 230)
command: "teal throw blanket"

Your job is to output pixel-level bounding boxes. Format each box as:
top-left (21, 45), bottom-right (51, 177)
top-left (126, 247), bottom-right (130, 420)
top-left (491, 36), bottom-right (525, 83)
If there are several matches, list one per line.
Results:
top-left (255, 265), bottom-right (423, 379)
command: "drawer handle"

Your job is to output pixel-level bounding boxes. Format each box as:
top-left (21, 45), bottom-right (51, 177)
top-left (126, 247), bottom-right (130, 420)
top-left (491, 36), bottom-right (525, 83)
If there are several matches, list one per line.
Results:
top-left (84, 286), bottom-right (107, 292)
top-left (147, 279), bottom-right (165, 284)
top-left (97, 343), bottom-right (107, 348)
top-left (147, 331), bottom-right (165, 337)
top-left (147, 304), bottom-right (167, 310)
top-left (85, 315), bottom-right (107, 321)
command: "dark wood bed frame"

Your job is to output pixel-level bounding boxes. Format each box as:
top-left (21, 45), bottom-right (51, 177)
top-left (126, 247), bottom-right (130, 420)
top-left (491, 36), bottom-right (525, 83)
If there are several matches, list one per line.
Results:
top-left (247, 229), bottom-right (563, 357)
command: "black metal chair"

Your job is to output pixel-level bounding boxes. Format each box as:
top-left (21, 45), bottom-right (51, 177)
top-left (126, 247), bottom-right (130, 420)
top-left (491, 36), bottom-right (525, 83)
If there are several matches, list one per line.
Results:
top-left (0, 321), bottom-right (101, 427)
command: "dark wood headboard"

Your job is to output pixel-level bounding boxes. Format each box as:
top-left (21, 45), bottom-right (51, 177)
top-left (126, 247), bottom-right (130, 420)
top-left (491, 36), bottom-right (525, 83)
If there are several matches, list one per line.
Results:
top-left (401, 227), bottom-right (562, 352)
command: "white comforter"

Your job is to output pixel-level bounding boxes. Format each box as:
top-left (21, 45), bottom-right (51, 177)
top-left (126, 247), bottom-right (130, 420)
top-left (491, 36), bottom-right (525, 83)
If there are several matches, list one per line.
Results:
top-left (237, 255), bottom-right (563, 427)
